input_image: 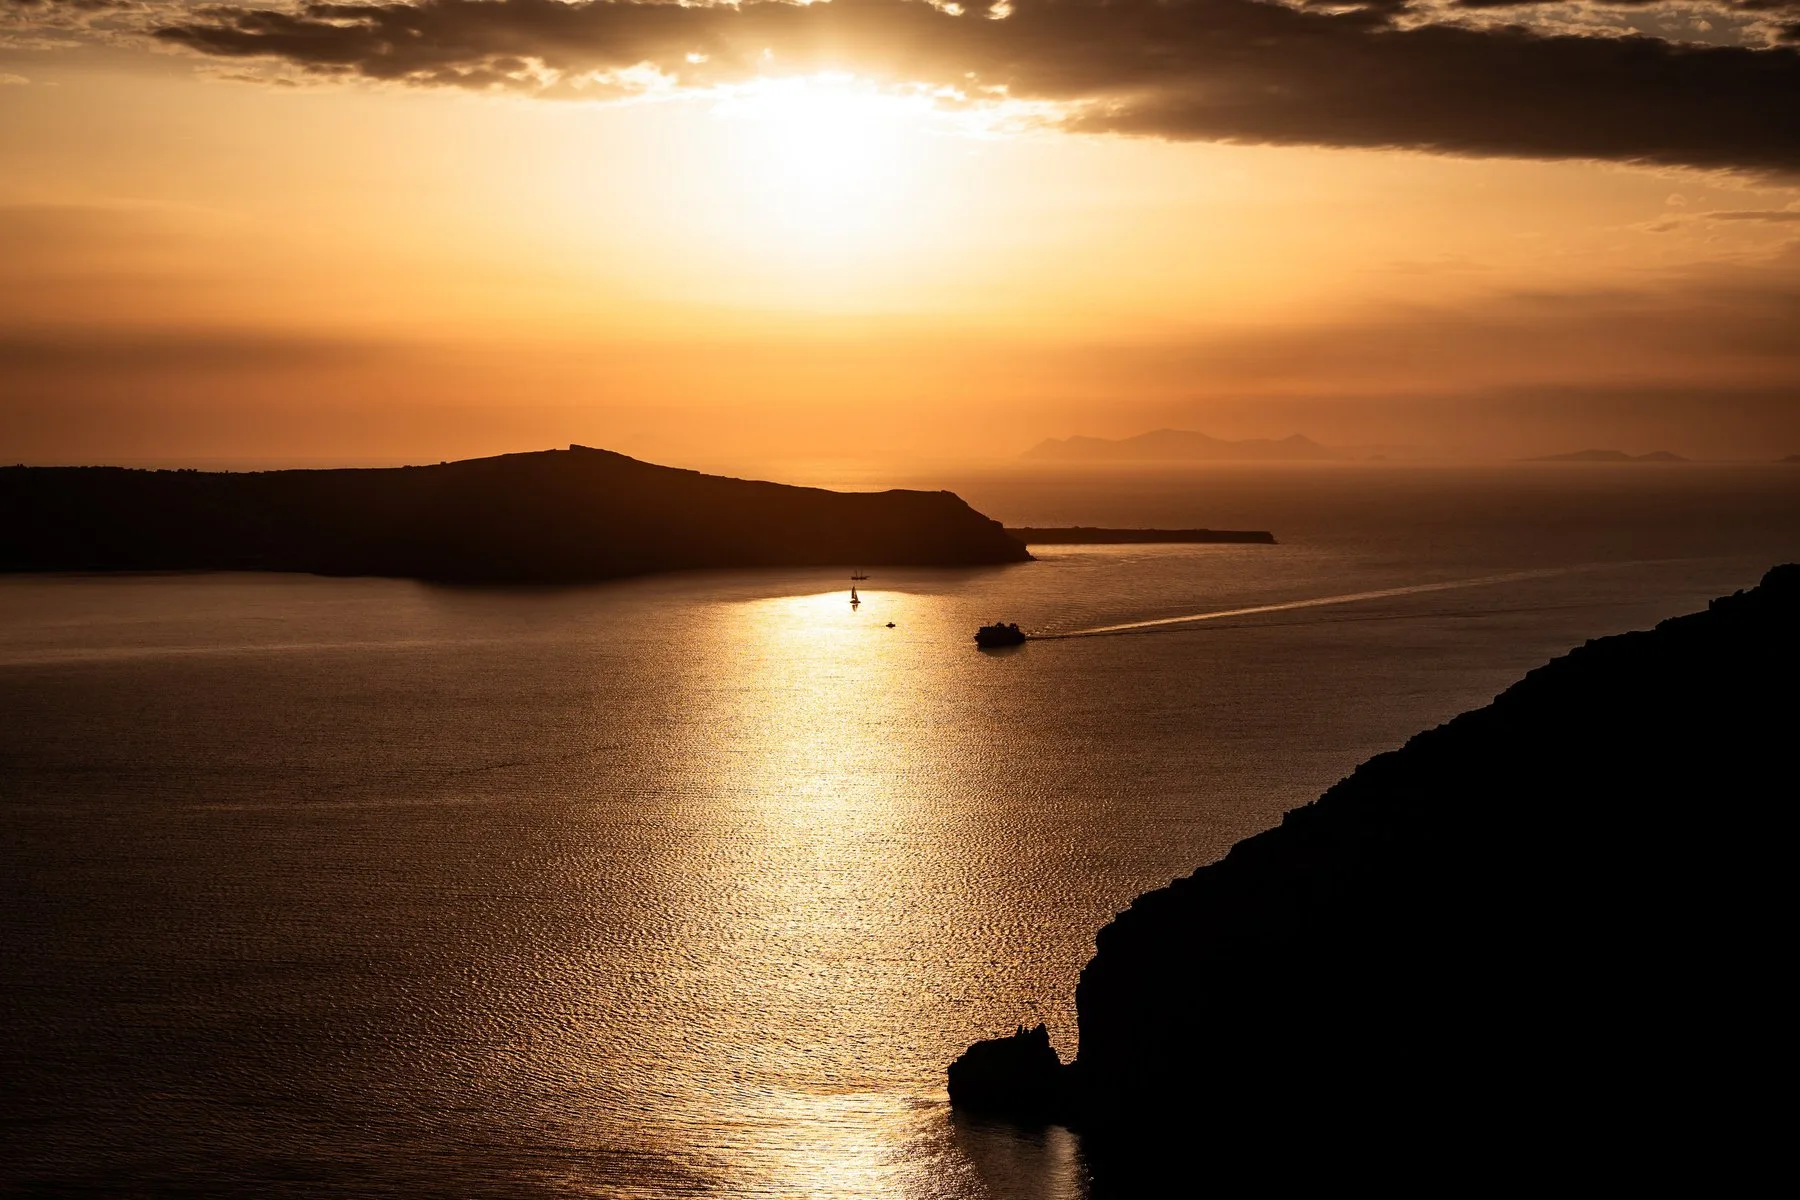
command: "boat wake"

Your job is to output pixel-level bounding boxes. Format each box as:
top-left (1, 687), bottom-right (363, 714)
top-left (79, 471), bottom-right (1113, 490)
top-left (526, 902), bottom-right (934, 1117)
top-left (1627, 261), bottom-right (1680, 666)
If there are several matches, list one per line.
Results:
top-left (1037, 563), bottom-right (1637, 640)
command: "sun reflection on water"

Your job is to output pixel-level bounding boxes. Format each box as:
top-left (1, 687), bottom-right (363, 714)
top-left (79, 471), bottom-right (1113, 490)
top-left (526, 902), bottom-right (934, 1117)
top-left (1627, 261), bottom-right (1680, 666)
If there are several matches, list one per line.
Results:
top-left (537, 582), bottom-right (1074, 1196)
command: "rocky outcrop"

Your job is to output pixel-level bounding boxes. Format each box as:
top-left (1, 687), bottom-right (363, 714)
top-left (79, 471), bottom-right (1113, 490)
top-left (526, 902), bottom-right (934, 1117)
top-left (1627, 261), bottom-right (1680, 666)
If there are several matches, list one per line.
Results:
top-left (952, 564), bottom-right (1796, 1179)
top-left (0, 446), bottom-right (1031, 583)
top-left (946, 1024), bottom-right (1066, 1117)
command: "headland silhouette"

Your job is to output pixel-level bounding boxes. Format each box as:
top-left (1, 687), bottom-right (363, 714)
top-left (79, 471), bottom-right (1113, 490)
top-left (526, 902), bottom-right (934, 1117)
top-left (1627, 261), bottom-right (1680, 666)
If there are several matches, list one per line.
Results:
top-left (951, 563), bottom-right (1796, 1185)
top-left (0, 446), bottom-right (1032, 584)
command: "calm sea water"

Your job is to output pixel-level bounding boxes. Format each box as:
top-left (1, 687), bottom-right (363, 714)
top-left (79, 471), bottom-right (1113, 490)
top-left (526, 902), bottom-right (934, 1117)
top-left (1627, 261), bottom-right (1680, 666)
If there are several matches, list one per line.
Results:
top-left (4, 465), bottom-right (1797, 1198)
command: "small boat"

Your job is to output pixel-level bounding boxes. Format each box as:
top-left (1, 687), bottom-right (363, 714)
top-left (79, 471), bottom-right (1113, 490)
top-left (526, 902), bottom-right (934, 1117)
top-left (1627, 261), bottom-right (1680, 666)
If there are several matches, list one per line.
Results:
top-left (975, 622), bottom-right (1027, 648)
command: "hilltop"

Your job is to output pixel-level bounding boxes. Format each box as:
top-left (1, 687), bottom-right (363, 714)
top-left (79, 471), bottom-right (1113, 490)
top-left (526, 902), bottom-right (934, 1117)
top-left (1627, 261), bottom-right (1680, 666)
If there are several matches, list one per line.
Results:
top-left (0, 446), bottom-right (1031, 583)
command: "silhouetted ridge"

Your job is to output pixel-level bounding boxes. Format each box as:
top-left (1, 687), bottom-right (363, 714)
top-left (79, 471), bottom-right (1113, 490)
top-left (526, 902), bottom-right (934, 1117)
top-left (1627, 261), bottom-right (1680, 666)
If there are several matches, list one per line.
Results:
top-left (1524, 447), bottom-right (1690, 462)
top-left (0, 447), bottom-right (1030, 582)
top-left (951, 564), bottom-right (1796, 1182)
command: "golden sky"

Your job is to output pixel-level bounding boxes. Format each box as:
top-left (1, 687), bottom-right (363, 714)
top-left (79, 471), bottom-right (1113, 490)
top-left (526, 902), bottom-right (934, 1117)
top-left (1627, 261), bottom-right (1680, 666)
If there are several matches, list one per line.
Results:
top-left (3, 0), bottom-right (1799, 466)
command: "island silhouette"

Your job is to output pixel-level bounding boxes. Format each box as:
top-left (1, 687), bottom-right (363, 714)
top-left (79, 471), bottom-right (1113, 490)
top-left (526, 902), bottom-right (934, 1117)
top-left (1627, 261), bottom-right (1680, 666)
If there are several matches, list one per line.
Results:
top-left (951, 563), bottom-right (1795, 1186)
top-left (1524, 448), bottom-right (1690, 462)
top-left (0, 446), bottom-right (1031, 583)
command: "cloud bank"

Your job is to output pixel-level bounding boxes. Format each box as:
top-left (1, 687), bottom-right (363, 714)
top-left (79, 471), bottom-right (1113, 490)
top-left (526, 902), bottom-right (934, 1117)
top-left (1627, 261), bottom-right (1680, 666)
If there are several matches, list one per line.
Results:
top-left (134, 0), bottom-right (1800, 172)
top-left (3, 0), bottom-right (1796, 172)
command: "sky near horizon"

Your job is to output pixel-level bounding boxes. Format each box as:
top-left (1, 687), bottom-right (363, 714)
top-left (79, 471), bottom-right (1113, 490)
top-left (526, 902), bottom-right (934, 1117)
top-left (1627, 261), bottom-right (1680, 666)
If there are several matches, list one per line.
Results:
top-left (3, 0), bottom-right (1799, 468)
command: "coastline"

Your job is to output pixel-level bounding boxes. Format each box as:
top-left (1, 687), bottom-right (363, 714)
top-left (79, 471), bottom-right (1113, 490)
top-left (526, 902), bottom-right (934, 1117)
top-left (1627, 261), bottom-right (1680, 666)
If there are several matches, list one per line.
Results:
top-left (1003, 527), bottom-right (1276, 545)
top-left (950, 563), bottom-right (1796, 1180)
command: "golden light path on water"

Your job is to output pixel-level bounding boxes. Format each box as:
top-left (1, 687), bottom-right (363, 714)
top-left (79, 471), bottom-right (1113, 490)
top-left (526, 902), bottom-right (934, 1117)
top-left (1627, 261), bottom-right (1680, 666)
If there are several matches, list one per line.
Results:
top-left (695, 588), bottom-right (946, 1196)
top-left (533, 584), bottom-right (1088, 1199)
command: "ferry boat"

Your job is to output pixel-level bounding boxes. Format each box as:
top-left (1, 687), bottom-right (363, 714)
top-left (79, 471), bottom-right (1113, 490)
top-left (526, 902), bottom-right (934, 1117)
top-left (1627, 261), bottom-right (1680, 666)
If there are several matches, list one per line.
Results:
top-left (975, 622), bottom-right (1027, 647)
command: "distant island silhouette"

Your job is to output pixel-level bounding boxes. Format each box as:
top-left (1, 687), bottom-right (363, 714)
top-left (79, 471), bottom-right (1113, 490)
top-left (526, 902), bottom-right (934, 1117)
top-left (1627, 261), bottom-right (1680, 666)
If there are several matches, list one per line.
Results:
top-left (951, 563), bottom-right (1795, 1183)
top-left (1004, 527), bottom-right (1276, 545)
top-left (1524, 448), bottom-right (1690, 462)
top-left (0, 446), bottom-right (1031, 583)
top-left (1023, 430), bottom-right (1342, 462)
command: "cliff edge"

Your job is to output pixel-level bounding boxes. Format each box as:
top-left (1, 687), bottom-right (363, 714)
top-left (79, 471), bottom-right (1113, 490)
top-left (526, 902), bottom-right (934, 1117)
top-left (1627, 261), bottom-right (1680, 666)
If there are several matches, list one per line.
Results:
top-left (952, 564), bottom-right (1796, 1180)
top-left (0, 446), bottom-right (1031, 583)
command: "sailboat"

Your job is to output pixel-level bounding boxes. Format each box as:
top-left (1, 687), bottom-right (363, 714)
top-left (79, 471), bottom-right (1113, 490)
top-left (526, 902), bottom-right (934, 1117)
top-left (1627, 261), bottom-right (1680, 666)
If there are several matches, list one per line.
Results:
top-left (850, 568), bottom-right (868, 607)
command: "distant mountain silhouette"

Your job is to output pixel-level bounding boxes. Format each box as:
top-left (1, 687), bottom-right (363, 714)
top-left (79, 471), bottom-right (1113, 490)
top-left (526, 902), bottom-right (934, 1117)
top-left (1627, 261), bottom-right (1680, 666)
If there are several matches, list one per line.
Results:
top-left (1023, 429), bottom-right (1342, 462)
top-left (1781, 453), bottom-right (1800, 463)
top-left (951, 564), bottom-right (1796, 1185)
top-left (0, 446), bottom-right (1030, 583)
top-left (1524, 447), bottom-right (1690, 462)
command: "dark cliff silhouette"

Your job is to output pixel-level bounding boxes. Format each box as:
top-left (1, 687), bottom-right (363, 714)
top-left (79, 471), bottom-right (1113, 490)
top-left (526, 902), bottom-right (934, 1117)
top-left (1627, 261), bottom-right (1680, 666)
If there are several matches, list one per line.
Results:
top-left (952, 564), bottom-right (1796, 1184)
top-left (0, 446), bottom-right (1031, 583)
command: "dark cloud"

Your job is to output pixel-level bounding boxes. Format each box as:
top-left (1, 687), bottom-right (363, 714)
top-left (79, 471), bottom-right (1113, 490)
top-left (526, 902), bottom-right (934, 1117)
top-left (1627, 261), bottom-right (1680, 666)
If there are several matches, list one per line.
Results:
top-left (0, 330), bottom-right (389, 371)
top-left (143, 0), bottom-right (1800, 172)
top-left (1, 0), bottom-right (143, 18)
top-left (3, 0), bottom-right (135, 9)
top-left (1107, 273), bottom-right (1800, 393)
top-left (1447, 0), bottom-right (1788, 9)
top-left (5, 264), bottom-right (1799, 460)
top-left (1445, 0), bottom-right (1800, 43)
top-left (1, 0), bottom-right (147, 46)
top-left (1706, 209), bottom-right (1800, 221)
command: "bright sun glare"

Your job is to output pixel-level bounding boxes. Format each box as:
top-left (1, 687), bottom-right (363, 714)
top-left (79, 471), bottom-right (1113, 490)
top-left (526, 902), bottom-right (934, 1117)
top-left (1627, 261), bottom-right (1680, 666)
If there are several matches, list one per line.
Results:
top-left (710, 75), bottom-right (946, 240)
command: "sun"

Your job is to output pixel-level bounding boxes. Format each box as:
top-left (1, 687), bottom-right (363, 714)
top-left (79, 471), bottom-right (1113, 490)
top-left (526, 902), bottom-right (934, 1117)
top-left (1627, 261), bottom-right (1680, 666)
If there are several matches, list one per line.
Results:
top-left (709, 75), bottom-right (940, 242)
top-left (577, 71), bottom-right (1011, 311)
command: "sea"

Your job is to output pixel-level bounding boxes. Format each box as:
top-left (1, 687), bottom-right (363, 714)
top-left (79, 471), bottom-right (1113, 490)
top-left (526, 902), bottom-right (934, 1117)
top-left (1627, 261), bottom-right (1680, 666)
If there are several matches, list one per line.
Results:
top-left (4, 464), bottom-right (1797, 1198)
